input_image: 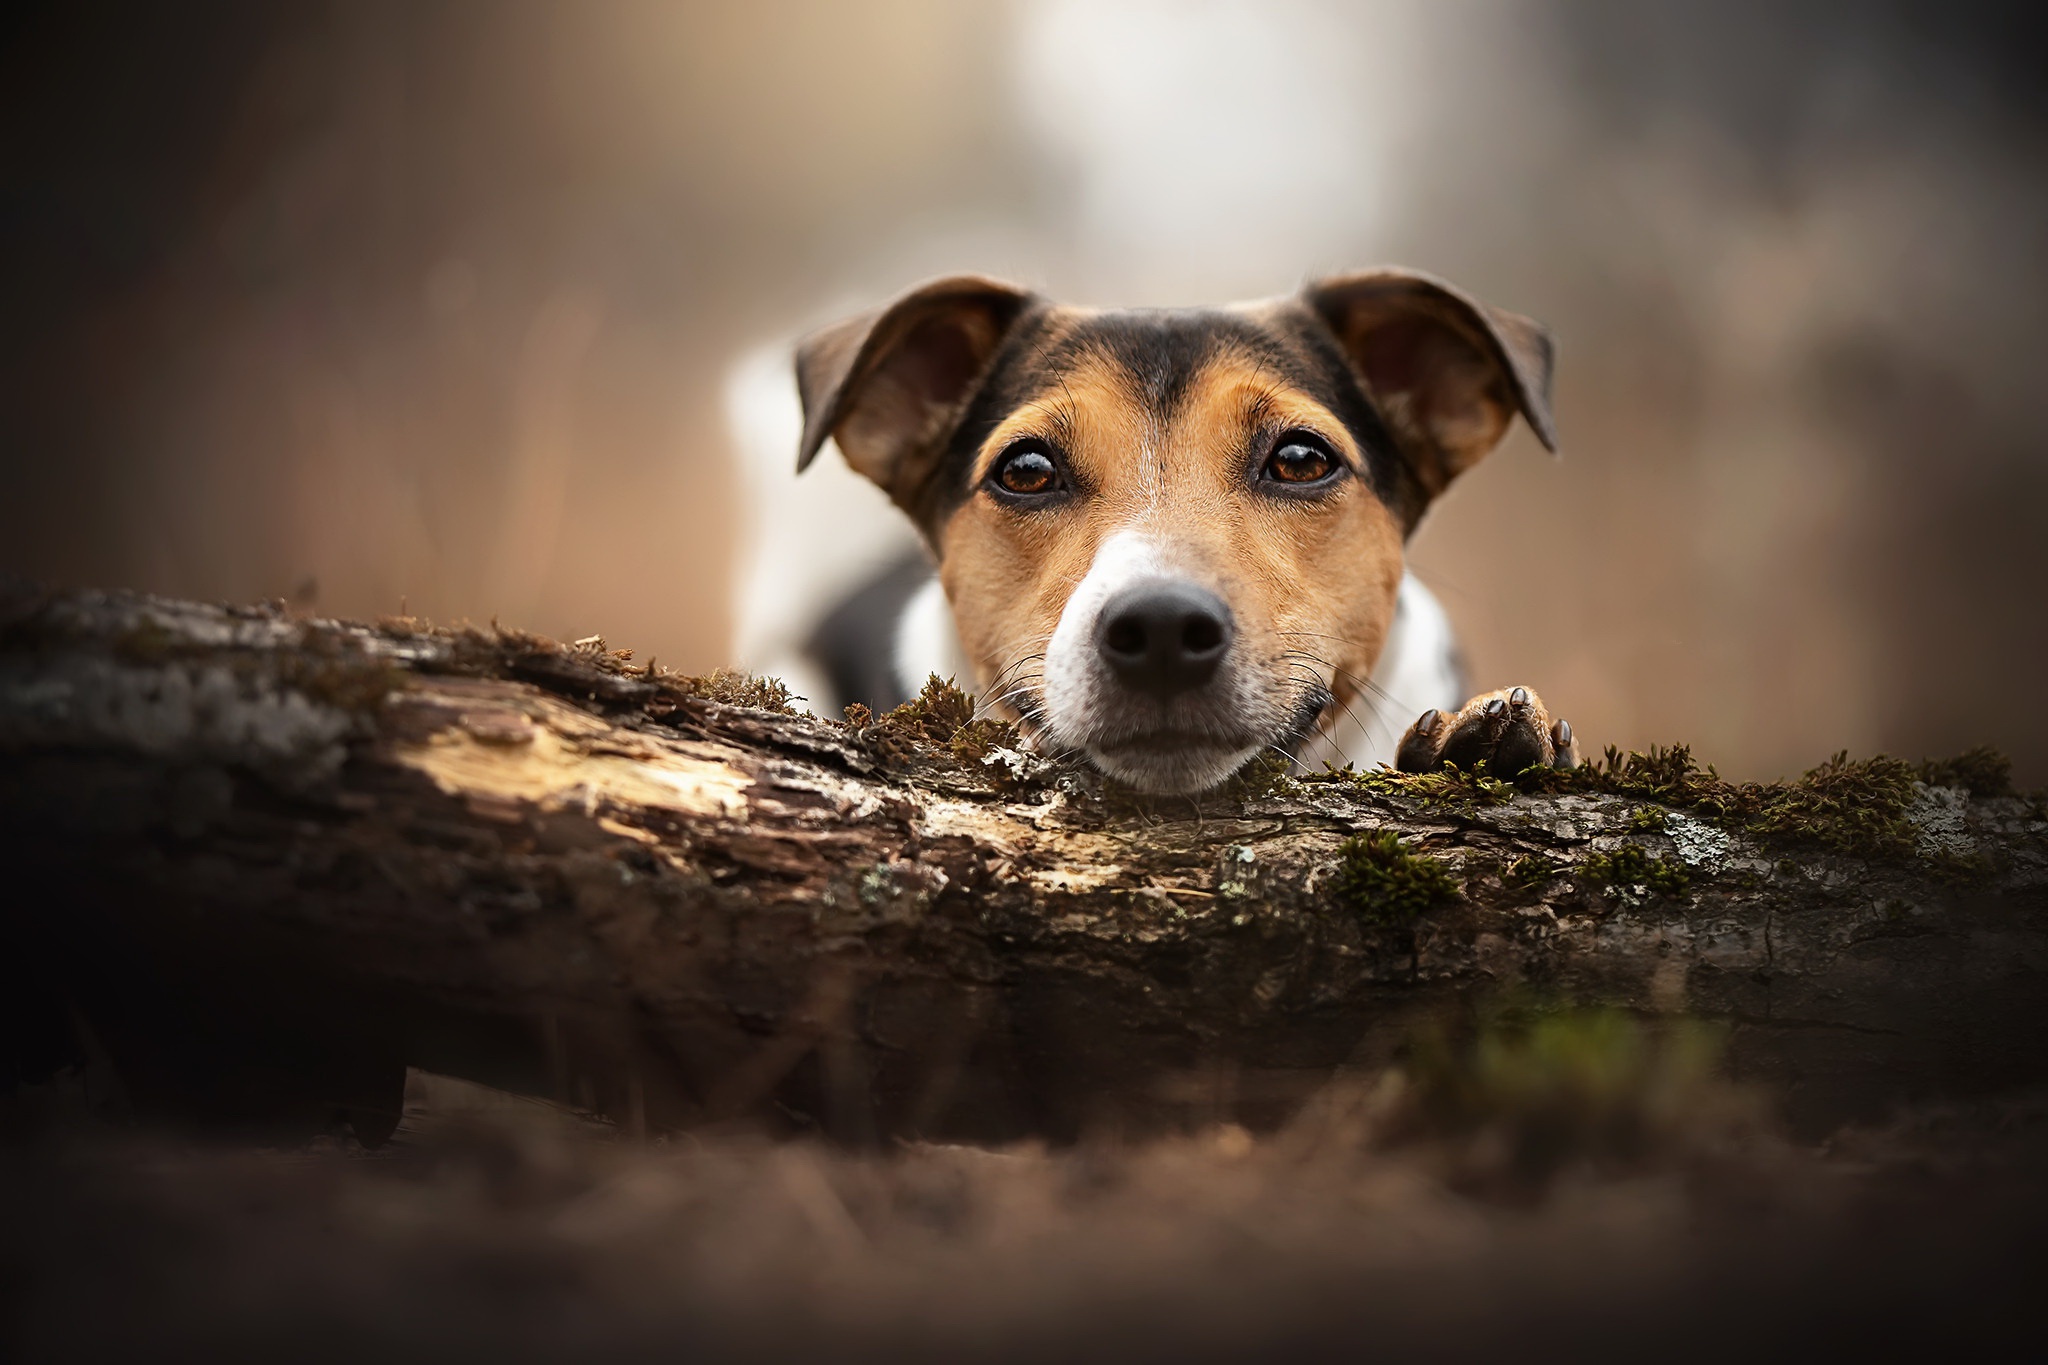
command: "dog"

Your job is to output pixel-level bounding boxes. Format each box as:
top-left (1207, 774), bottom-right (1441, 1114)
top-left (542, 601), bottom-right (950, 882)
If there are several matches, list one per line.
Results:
top-left (728, 269), bottom-right (1579, 793)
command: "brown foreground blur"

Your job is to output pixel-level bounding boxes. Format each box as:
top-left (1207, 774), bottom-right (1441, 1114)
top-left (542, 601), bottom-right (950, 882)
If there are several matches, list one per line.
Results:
top-left (5, 1028), bottom-right (2042, 1361)
top-left (3, 2), bottom-right (2046, 783)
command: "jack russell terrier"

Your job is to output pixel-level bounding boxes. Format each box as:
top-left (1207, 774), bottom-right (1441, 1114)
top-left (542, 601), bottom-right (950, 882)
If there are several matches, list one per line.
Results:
top-left (729, 269), bottom-right (1578, 794)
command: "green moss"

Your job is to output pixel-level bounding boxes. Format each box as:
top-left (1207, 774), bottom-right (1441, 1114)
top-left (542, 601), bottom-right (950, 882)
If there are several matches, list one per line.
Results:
top-left (1307, 741), bottom-right (2017, 874)
top-left (1925, 848), bottom-right (1994, 885)
top-left (1331, 829), bottom-right (1460, 928)
top-left (1516, 743), bottom-right (1718, 805)
top-left (1223, 752), bottom-right (1298, 799)
top-left (1502, 852), bottom-right (1562, 890)
top-left (1341, 761), bottom-right (1516, 809)
top-left (1918, 746), bottom-right (2013, 798)
top-left (1580, 843), bottom-right (1692, 898)
top-left (1522, 743), bottom-right (1971, 865)
top-left (1740, 752), bottom-right (1920, 859)
top-left (946, 717), bottom-right (1020, 763)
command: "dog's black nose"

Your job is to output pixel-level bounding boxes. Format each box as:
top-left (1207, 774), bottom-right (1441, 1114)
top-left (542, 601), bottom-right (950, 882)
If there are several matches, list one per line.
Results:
top-left (1096, 582), bottom-right (1234, 698)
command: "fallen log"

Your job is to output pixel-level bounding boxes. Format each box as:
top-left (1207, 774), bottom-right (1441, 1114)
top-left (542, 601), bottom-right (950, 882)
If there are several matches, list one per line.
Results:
top-left (3, 582), bottom-right (2045, 1143)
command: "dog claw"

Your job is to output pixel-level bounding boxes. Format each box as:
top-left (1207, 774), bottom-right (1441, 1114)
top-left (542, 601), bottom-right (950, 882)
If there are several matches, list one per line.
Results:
top-left (1509, 686), bottom-right (1530, 708)
top-left (1396, 707), bottom-right (1450, 772)
top-left (1550, 718), bottom-right (1575, 768)
top-left (1484, 697), bottom-right (1507, 719)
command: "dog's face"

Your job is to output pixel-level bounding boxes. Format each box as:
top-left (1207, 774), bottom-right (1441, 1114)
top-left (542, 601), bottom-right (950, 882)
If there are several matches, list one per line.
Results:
top-left (795, 271), bottom-right (1556, 793)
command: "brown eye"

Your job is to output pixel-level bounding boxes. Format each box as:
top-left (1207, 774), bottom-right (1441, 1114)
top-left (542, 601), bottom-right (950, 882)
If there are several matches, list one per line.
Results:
top-left (1263, 433), bottom-right (1338, 486)
top-left (991, 442), bottom-right (1061, 497)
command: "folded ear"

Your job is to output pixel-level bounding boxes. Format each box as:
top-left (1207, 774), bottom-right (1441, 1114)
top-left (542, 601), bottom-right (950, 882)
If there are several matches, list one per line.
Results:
top-left (794, 275), bottom-right (1037, 500)
top-left (1302, 269), bottom-right (1557, 498)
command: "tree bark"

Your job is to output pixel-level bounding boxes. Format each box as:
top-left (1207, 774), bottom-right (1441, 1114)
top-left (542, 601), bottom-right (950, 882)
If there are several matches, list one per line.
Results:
top-left (4, 582), bottom-right (2046, 1143)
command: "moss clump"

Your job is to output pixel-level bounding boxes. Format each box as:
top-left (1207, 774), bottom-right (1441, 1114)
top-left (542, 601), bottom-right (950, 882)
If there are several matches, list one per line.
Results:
top-left (853, 676), bottom-right (1019, 763)
top-left (1338, 761), bottom-right (1516, 810)
top-left (1523, 743), bottom-right (1954, 865)
top-left (1580, 843), bottom-right (1692, 898)
top-left (1224, 752), bottom-right (1298, 799)
top-left (948, 718), bottom-right (1020, 763)
top-left (1502, 852), bottom-right (1562, 890)
top-left (1331, 829), bottom-right (1460, 928)
top-left (1516, 744), bottom-right (1719, 805)
top-left (1738, 752), bottom-right (1919, 859)
top-left (1922, 844), bottom-right (1995, 885)
top-left (1329, 743), bottom-right (2017, 869)
top-left (872, 675), bottom-right (975, 745)
top-left (667, 667), bottom-right (795, 713)
top-left (1918, 746), bottom-right (2013, 798)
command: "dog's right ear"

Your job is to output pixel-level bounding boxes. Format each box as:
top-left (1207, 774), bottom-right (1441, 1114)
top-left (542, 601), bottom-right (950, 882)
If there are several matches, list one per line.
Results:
top-left (794, 275), bottom-right (1037, 500)
top-left (1303, 269), bottom-right (1557, 501)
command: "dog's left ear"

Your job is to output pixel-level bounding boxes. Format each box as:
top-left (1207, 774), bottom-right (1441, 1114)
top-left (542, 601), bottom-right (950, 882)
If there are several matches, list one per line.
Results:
top-left (1303, 269), bottom-right (1557, 498)
top-left (794, 274), bottom-right (1037, 504)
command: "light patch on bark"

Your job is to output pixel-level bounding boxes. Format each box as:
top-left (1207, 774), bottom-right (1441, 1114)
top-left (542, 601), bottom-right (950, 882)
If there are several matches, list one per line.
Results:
top-left (395, 710), bottom-right (750, 820)
top-left (1910, 782), bottom-right (1977, 862)
top-left (1666, 812), bottom-right (1735, 871)
top-left (0, 658), bottom-right (352, 782)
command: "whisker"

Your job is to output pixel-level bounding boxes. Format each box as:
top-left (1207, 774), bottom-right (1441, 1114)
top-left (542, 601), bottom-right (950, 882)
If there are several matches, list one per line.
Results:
top-left (976, 676), bottom-right (1047, 724)
top-left (1280, 653), bottom-right (1386, 748)
top-left (1275, 632), bottom-right (1418, 714)
top-left (971, 638), bottom-right (1052, 722)
top-left (1280, 647), bottom-right (1411, 733)
top-left (1262, 742), bottom-right (1313, 774)
top-left (973, 681), bottom-right (1045, 724)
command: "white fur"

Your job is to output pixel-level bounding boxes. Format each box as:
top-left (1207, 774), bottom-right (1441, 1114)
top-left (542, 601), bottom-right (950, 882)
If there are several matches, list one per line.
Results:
top-left (1300, 572), bottom-right (1466, 773)
top-left (892, 576), bottom-right (976, 699)
top-left (1038, 529), bottom-right (1170, 745)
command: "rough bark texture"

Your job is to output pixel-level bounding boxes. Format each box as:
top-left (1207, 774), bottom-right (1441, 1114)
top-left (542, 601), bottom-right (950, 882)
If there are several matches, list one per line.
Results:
top-left (4, 583), bottom-right (2046, 1143)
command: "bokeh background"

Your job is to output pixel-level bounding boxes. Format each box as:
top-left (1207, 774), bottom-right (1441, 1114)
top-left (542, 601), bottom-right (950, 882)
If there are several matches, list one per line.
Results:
top-left (4, 0), bottom-right (2044, 782)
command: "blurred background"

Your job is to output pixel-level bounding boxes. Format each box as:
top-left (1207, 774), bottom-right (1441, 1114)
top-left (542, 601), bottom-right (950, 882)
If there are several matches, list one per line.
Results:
top-left (3, 0), bottom-right (2043, 783)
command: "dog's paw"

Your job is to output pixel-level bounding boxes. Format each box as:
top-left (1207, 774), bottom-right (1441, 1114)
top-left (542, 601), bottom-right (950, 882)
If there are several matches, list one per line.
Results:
top-left (1395, 686), bottom-right (1580, 776)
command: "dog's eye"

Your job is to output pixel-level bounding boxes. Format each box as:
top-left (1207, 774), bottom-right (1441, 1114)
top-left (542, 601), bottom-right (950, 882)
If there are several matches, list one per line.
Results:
top-left (1263, 433), bottom-right (1337, 485)
top-left (991, 442), bottom-right (1062, 497)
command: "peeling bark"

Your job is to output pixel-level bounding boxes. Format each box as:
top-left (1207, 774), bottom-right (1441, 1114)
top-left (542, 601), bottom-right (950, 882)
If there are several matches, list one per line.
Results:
top-left (4, 583), bottom-right (2047, 1142)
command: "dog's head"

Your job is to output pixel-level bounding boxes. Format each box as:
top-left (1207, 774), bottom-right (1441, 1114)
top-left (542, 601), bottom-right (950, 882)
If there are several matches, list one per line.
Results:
top-left (793, 270), bottom-right (1556, 793)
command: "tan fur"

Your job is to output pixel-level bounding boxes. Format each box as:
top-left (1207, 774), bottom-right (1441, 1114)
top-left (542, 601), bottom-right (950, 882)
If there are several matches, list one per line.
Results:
top-left (935, 337), bottom-right (1405, 740)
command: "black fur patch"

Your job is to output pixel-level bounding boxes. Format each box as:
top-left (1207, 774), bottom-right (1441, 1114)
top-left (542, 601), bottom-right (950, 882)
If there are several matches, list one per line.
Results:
top-left (906, 304), bottom-right (1428, 538)
top-left (803, 551), bottom-right (933, 713)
